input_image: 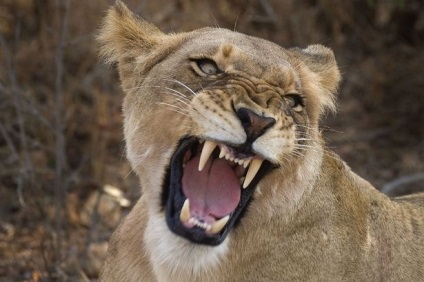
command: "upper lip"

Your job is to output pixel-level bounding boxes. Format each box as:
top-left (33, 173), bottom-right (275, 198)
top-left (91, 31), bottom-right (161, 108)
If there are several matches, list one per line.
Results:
top-left (164, 136), bottom-right (274, 245)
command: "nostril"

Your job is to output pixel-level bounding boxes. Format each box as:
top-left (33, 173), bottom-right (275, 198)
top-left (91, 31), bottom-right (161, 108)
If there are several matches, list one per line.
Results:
top-left (237, 108), bottom-right (252, 128)
top-left (236, 108), bottom-right (276, 140)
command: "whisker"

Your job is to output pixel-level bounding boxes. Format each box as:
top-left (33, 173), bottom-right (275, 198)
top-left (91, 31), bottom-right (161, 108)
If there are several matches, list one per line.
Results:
top-left (288, 151), bottom-right (305, 159)
top-left (158, 102), bottom-right (190, 117)
top-left (295, 125), bottom-right (317, 131)
top-left (162, 93), bottom-right (191, 106)
top-left (158, 102), bottom-right (188, 111)
top-left (294, 138), bottom-right (314, 142)
top-left (293, 144), bottom-right (318, 149)
top-left (165, 79), bottom-right (198, 97)
top-left (164, 87), bottom-right (190, 99)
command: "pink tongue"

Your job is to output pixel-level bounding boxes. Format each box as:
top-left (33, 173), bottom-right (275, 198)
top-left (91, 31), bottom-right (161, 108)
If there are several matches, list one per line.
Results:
top-left (182, 155), bottom-right (240, 219)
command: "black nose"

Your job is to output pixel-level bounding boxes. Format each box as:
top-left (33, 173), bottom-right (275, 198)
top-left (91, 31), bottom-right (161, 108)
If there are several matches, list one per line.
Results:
top-left (236, 108), bottom-right (276, 140)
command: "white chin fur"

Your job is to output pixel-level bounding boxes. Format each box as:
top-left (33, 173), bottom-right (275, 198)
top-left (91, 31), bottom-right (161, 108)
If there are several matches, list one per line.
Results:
top-left (144, 213), bottom-right (229, 281)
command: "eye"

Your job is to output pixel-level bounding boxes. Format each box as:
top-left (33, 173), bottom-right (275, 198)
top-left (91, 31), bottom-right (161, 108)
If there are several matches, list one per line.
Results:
top-left (284, 94), bottom-right (304, 112)
top-left (191, 59), bottom-right (221, 76)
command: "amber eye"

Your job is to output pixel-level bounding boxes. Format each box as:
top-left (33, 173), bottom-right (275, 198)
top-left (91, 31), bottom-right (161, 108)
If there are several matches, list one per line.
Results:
top-left (284, 94), bottom-right (304, 112)
top-left (191, 59), bottom-right (221, 76)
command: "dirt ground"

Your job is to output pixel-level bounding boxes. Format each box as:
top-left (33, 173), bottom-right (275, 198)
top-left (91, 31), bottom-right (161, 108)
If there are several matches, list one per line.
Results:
top-left (1, 0), bottom-right (423, 280)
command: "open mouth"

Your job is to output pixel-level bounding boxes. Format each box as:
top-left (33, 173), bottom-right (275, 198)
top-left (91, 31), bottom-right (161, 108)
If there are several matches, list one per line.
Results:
top-left (164, 136), bottom-right (273, 246)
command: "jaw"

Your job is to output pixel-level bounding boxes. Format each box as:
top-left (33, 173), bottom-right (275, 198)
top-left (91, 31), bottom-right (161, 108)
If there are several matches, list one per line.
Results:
top-left (163, 136), bottom-right (274, 246)
top-left (145, 211), bottom-right (230, 279)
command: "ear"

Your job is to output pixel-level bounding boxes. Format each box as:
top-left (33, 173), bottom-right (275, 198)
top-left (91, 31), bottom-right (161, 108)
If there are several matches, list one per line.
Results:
top-left (289, 45), bottom-right (341, 113)
top-left (97, 0), bottom-right (165, 66)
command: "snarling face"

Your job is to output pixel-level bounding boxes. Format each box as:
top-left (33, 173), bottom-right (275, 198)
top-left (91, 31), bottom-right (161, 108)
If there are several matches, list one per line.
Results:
top-left (159, 40), bottom-right (316, 245)
top-left (98, 5), bottom-right (340, 247)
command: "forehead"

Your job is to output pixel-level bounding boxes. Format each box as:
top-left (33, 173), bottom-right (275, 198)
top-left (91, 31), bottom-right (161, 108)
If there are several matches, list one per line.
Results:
top-left (180, 28), bottom-right (298, 89)
top-left (186, 28), bottom-right (289, 62)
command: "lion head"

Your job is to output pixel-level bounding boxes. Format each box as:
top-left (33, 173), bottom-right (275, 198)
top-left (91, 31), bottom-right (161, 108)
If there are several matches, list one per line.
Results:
top-left (98, 2), bottom-right (340, 248)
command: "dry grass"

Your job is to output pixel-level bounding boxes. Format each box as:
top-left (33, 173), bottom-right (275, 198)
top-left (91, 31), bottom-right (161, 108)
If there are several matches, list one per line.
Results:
top-left (0, 0), bottom-right (423, 280)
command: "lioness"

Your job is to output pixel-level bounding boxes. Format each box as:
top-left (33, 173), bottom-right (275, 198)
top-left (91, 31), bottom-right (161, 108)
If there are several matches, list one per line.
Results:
top-left (97, 2), bottom-right (424, 281)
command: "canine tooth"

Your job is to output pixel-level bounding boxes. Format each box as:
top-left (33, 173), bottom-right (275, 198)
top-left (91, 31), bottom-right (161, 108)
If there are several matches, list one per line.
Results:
top-left (198, 140), bottom-right (217, 171)
top-left (210, 215), bottom-right (230, 234)
top-left (219, 148), bottom-right (226, 158)
top-left (180, 199), bottom-right (191, 223)
top-left (243, 158), bottom-right (264, 188)
top-left (243, 159), bottom-right (251, 168)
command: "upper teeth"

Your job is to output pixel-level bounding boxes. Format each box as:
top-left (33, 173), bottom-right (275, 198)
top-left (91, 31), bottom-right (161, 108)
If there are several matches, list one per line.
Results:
top-left (243, 158), bottom-right (263, 188)
top-left (198, 140), bottom-right (217, 171)
top-left (197, 140), bottom-right (264, 189)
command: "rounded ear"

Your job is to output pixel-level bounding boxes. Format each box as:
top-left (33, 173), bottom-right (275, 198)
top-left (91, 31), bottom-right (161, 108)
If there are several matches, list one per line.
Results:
top-left (97, 0), bottom-right (165, 65)
top-left (289, 45), bottom-right (341, 113)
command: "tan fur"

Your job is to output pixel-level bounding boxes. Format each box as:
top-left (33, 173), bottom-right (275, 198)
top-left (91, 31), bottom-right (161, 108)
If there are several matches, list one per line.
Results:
top-left (97, 2), bottom-right (424, 281)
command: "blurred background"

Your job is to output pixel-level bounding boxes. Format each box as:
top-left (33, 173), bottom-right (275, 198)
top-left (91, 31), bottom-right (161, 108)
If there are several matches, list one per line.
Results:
top-left (1, 0), bottom-right (423, 280)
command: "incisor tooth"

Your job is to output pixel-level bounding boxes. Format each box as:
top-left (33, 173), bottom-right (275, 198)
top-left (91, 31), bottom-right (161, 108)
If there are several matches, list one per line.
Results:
top-left (180, 199), bottom-right (191, 223)
top-left (243, 159), bottom-right (251, 168)
top-left (210, 215), bottom-right (230, 234)
top-left (243, 158), bottom-right (264, 188)
top-left (198, 140), bottom-right (217, 171)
